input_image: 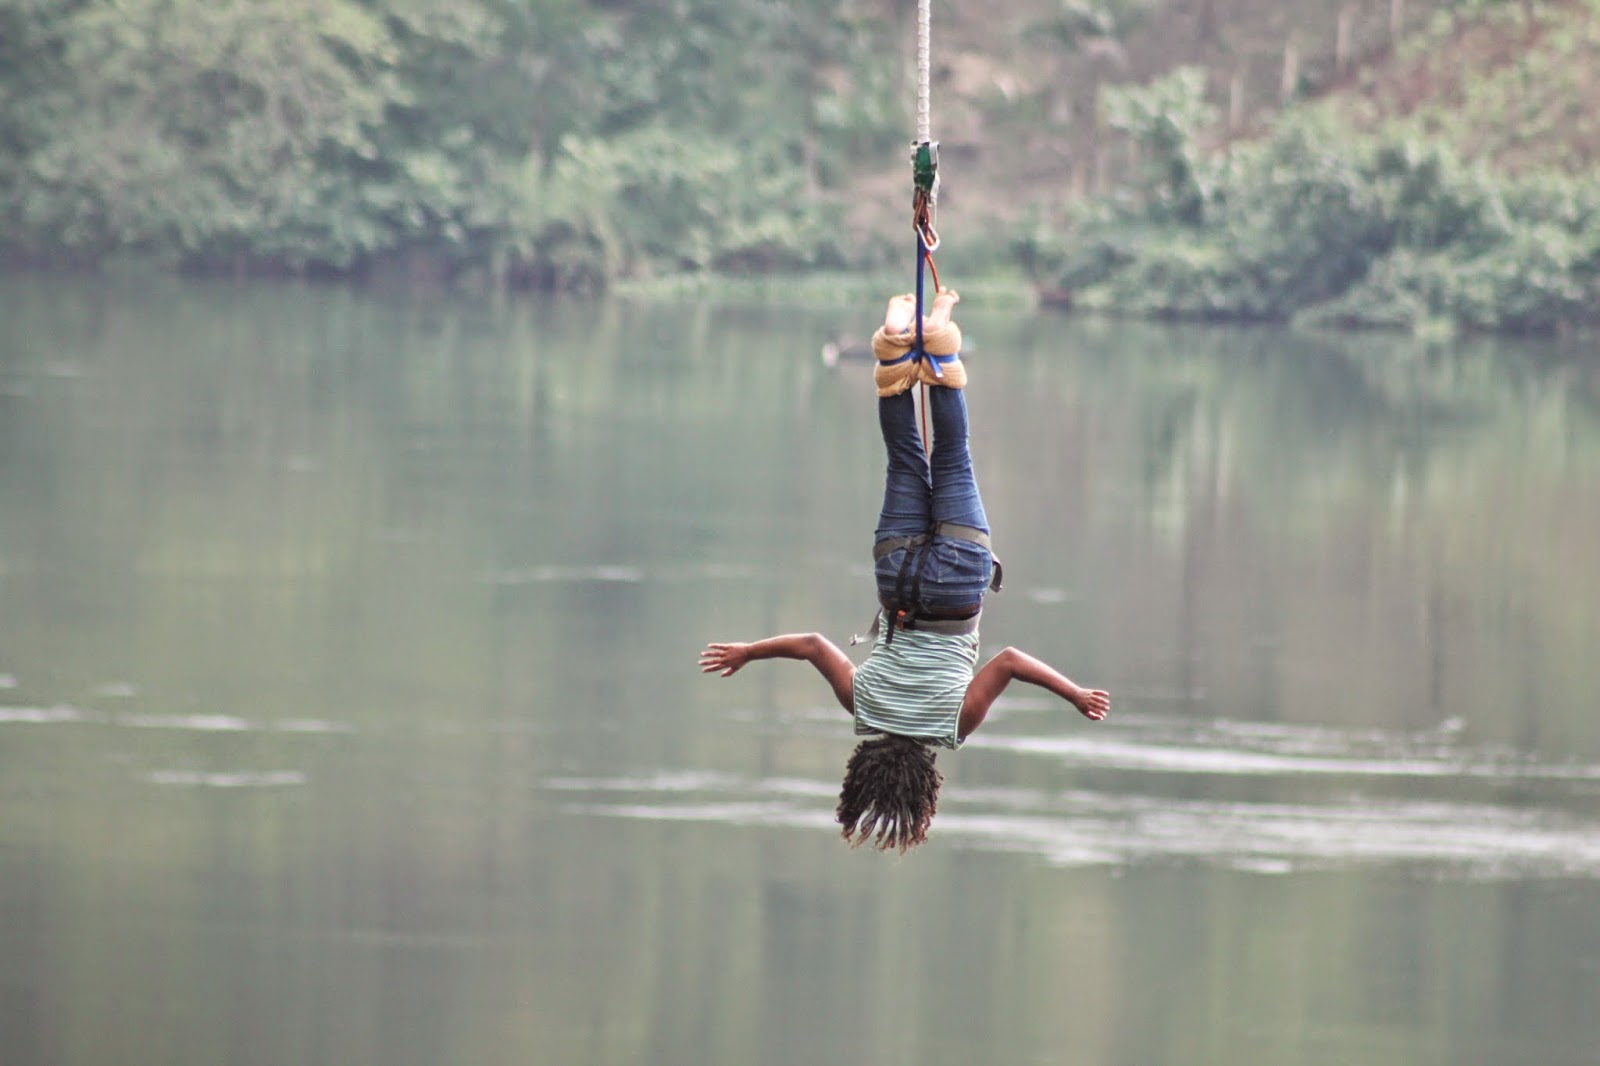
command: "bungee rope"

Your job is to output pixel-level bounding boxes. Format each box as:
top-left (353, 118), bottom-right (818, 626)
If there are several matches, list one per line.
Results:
top-left (913, 0), bottom-right (941, 452)
top-left (867, 1), bottom-right (965, 415)
top-left (912, 0), bottom-right (939, 352)
top-left (912, 0), bottom-right (940, 255)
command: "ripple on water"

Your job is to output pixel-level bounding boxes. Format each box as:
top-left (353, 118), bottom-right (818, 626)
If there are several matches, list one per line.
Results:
top-left (547, 770), bottom-right (746, 793)
top-left (0, 704), bottom-right (94, 725)
top-left (143, 770), bottom-right (307, 789)
top-left (936, 790), bottom-right (1600, 877)
top-left (979, 717), bottom-right (1600, 783)
top-left (272, 718), bottom-right (357, 734)
top-left (118, 713), bottom-right (253, 732)
top-left (2, 705), bottom-right (355, 735)
top-left (480, 564), bottom-right (645, 586)
top-left (545, 715), bottom-right (1600, 879)
top-left (556, 774), bottom-right (1600, 878)
top-left (478, 561), bottom-right (771, 586)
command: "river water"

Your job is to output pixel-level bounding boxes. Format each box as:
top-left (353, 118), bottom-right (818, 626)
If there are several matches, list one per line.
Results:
top-left (1, 275), bottom-right (1597, 1066)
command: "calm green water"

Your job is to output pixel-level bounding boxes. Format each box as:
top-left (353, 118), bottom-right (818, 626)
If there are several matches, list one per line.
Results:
top-left (2, 274), bottom-right (1598, 1066)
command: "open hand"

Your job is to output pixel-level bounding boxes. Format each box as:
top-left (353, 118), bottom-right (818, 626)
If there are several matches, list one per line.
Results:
top-left (698, 642), bottom-right (752, 677)
top-left (1073, 689), bottom-right (1111, 721)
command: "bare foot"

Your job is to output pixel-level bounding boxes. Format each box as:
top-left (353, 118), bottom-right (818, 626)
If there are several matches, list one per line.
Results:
top-left (926, 288), bottom-right (960, 329)
top-left (884, 294), bottom-right (917, 335)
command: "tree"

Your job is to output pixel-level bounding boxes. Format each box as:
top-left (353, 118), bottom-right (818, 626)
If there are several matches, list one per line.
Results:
top-left (16, 0), bottom-right (402, 267)
top-left (1101, 66), bottom-right (1215, 225)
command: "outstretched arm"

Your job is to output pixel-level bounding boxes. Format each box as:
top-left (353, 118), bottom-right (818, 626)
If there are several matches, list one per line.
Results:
top-left (698, 634), bottom-right (856, 714)
top-left (958, 646), bottom-right (1109, 740)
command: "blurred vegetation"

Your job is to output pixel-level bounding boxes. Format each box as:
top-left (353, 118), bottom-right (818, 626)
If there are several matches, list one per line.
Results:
top-left (1025, 2), bottom-right (1600, 335)
top-left (0, 0), bottom-right (895, 288)
top-left (2, 0), bottom-right (1599, 334)
top-left (1032, 85), bottom-right (1600, 333)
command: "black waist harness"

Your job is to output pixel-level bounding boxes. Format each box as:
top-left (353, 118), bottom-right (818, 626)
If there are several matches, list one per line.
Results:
top-left (854, 522), bottom-right (1004, 646)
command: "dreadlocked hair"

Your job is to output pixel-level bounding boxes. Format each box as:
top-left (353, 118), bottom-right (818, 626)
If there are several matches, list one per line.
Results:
top-left (835, 734), bottom-right (944, 854)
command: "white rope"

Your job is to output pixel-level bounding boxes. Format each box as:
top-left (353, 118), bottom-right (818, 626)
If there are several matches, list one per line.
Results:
top-left (916, 0), bottom-right (931, 144)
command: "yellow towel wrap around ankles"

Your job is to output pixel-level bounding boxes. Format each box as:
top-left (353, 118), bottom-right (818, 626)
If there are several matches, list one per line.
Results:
top-left (870, 319), bottom-right (965, 396)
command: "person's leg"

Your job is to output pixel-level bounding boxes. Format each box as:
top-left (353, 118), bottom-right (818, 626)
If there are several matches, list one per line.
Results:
top-left (927, 386), bottom-right (989, 534)
top-left (909, 385), bottom-right (993, 613)
top-left (872, 391), bottom-right (935, 608)
top-left (873, 391), bottom-right (932, 542)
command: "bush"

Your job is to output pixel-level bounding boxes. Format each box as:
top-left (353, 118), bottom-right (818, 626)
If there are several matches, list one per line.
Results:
top-left (1045, 112), bottom-right (1600, 334)
top-left (527, 126), bottom-right (848, 290)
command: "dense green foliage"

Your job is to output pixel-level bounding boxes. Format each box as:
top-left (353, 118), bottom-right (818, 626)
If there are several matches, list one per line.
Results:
top-left (3, 0), bottom-right (1599, 333)
top-left (0, 0), bottom-right (900, 287)
top-left (1033, 59), bottom-right (1600, 334)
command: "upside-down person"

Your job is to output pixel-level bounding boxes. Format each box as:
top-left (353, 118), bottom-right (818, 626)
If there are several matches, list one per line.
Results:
top-left (698, 288), bottom-right (1110, 854)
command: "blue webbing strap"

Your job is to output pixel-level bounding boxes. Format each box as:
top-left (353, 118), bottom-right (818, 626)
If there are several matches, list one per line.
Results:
top-left (911, 232), bottom-right (943, 379)
top-left (878, 349), bottom-right (958, 369)
top-left (914, 231), bottom-right (925, 354)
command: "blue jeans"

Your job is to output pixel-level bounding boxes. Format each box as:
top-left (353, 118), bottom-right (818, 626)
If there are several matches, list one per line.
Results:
top-left (873, 388), bottom-right (994, 612)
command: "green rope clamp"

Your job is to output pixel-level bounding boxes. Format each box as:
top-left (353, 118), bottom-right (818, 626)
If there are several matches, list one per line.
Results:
top-left (911, 140), bottom-right (939, 201)
top-left (911, 140), bottom-right (940, 250)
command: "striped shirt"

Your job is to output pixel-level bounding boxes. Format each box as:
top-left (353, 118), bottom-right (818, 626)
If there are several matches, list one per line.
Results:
top-left (852, 613), bottom-right (980, 750)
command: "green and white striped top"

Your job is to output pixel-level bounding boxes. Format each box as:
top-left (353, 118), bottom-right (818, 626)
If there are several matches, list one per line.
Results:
top-left (851, 613), bottom-right (980, 750)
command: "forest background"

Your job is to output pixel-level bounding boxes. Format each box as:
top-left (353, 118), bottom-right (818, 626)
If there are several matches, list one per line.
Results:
top-left (2, 0), bottom-right (1599, 335)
